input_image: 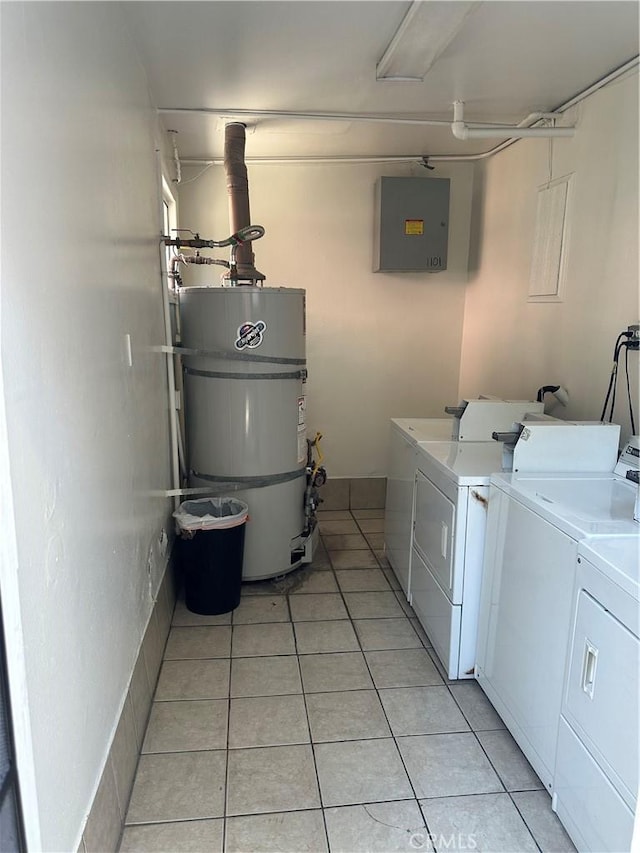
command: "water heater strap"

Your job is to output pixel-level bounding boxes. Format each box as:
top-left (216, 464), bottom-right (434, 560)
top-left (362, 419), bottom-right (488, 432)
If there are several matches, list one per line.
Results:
top-left (174, 346), bottom-right (306, 366)
top-left (190, 468), bottom-right (306, 489)
top-left (185, 367), bottom-right (305, 381)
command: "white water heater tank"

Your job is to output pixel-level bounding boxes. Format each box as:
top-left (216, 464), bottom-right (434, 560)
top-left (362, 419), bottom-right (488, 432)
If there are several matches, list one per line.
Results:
top-left (180, 286), bottom-right (309, 582)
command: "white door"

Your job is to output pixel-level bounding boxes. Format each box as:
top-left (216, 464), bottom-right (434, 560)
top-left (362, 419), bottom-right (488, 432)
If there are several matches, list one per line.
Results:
top-left (413, 470), bottom-right (456, 599)
top-left (564, 589), bottom-right (639, 802)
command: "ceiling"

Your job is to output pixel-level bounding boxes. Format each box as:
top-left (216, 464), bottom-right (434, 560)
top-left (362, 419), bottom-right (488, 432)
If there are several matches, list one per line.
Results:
top-left (123, 1), bottom-right (639, 162)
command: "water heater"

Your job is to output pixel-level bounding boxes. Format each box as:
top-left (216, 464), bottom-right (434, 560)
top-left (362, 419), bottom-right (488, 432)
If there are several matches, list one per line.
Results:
top-left (180, 286), bottom-right (311, 581)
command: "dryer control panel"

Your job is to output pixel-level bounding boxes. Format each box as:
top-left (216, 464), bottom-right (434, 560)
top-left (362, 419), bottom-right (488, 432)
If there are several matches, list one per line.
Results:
top-left (614, 435), bottom-right (639, 484)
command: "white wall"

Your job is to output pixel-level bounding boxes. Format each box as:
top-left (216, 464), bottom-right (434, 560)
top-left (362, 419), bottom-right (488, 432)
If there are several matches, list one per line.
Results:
top-left (460, 71), bottom-right (639, 441)
top-left (178, 161), bottom-right (474, 476)
top-left (1, 3), bottom-right (173, 849)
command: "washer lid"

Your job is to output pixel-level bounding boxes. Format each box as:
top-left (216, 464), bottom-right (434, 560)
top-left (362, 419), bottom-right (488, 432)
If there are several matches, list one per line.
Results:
top-left (578, 535), bottom-right (640, 600)
top-left (490, 472), bottom-right (640, 540)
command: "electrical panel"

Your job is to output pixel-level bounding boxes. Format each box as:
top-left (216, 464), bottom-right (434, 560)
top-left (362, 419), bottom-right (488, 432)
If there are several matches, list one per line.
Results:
top-left (374, 176), bottom-right (450, 272)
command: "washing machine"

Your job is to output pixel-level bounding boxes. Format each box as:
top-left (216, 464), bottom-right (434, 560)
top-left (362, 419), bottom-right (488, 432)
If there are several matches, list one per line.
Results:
top-left (553, 535), bottom-right (639, 853)
top-left (476, 461), bottom-right (639, 793)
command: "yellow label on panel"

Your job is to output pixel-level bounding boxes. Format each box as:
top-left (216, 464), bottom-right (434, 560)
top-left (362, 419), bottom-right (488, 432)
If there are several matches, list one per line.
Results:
top-left (405, 219), bottom-right (424, 236)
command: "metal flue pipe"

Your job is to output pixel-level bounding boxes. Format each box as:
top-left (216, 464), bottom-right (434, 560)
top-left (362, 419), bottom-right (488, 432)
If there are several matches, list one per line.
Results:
top-left (223, 122), bottom-right (265, 284)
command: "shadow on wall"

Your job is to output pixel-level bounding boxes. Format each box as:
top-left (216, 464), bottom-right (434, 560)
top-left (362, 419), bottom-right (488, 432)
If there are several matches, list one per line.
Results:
top-left (467, 165), bottom-right (486, 280)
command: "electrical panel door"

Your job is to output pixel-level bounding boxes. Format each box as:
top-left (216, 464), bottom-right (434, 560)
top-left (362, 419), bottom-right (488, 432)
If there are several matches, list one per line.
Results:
top-left (374, 176), bottom-right (450, 272)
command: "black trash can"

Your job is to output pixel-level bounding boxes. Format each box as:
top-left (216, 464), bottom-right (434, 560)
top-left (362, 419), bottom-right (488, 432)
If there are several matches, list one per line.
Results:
top-left (173, 498), bottom-right (249, 615)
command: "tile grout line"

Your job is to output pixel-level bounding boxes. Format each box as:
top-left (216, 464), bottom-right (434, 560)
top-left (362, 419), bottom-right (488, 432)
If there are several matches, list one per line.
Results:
top-left (292, 613), bottom-right (331, 851)
top-left (342, 513), bottom-right (513, 850)
top-left (464, 725), bottom-right (545, 850)
top-left (336, 513), bottom-right (421, 821)
top-left (334, 525), bottom-right (434, 848)
top-left (222, 624), bottom-right (232, 850)
top-left (297, 523), bottom-right (430, 848)
top-left (508, 793), bottom-right (546, 853)
top-left (391, 575), bottom-right (548, 850)
top-left (393, 606), bottom-right (520, 802)
top-left (311, 526), bottom-right (420, 835)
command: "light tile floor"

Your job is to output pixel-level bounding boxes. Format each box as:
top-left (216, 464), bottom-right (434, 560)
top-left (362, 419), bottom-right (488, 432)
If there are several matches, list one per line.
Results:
top-left (120, 510), bottom-right (576, 853)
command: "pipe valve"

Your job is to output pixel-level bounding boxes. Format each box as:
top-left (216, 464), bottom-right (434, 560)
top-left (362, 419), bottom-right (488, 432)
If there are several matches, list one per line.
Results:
top-left (163, 225), bottom-right (265, 251)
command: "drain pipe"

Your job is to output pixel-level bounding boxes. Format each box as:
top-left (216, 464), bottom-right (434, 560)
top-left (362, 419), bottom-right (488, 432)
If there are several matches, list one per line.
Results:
top-left (451, 100), bottom-right (574, 140)
top-left (223, 122), bottom-right (265, 285)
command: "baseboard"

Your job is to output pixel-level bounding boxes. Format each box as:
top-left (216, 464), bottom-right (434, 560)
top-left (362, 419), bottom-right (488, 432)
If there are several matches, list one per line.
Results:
top-left (80, 559), bottom-right (177, 852)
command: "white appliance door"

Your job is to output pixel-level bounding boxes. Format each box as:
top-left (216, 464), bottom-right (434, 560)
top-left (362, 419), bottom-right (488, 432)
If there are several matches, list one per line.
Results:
top-left (413, 470), bottom-right (457, 601)
top-left (563, 589), bottom-right (639, 804)
top-left (476, 490), bottom-right (577, 790)
top-left (554, 717), bottom-right (634, 853)
top-left (411, 546), bottom-right (461, 679)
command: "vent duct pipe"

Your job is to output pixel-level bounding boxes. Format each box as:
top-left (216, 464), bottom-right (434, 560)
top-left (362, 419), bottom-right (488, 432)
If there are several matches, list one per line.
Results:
top-left (223, 122), bottom-right (265, 284)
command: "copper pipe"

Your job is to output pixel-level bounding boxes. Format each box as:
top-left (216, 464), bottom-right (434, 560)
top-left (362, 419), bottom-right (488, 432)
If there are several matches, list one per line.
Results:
top-left (223, 123), bottom-right (264, 283)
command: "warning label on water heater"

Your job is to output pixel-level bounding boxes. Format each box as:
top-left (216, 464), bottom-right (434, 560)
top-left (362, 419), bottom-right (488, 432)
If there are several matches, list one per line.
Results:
top-left (235, 320), bottom-right (266, 350)
top-left (298, 396), bottom-right (307, 463)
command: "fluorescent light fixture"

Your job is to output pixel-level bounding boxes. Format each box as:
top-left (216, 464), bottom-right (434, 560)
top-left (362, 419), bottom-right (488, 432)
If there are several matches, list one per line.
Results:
top-left (377, 0), bottom-right (480, 81)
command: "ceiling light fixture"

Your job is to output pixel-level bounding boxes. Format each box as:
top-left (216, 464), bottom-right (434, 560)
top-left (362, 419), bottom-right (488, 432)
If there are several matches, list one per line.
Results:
top-left (376, 0), bottom-right (480, 82)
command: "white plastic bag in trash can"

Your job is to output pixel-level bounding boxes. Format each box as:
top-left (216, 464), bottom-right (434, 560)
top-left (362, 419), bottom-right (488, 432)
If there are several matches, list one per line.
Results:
top-left (173, 497), bottom-right (249, 532)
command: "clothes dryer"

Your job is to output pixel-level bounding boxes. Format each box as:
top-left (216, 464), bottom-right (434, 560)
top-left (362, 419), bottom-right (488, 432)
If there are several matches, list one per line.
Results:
top-left (409, 440), bottom-right (506, 678)
top-left (384, 419), bottom-right (452, 594)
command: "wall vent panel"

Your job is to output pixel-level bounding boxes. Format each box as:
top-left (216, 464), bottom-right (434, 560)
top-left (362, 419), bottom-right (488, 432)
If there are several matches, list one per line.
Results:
top-left (529, 175), bottom-right (572, 302)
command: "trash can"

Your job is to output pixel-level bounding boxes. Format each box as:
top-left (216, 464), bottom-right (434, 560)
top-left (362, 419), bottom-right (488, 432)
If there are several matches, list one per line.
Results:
top-left (173, 498), bottom-right (249, 615)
